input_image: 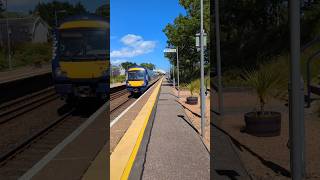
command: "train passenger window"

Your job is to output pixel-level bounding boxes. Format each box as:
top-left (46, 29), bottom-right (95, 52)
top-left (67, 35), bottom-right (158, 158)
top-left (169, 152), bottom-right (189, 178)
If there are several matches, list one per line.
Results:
top-left (128, 70), bottom-right (145, 80)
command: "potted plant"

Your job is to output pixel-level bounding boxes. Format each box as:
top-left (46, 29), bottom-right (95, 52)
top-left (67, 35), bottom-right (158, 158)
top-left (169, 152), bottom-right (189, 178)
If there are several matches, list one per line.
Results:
top-left (186, 79), bottom-right (200, 105)
top-left (241, 62), bottom-right (287, 137)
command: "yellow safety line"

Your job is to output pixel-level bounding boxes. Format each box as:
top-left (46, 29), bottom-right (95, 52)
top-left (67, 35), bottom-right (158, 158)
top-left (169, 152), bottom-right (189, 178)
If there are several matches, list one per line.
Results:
top-left (110, 78), bottom-right (163, 180)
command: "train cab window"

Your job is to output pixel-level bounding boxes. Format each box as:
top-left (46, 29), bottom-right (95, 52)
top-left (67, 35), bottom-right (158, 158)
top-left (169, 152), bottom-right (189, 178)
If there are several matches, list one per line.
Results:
top-left (128, 70), bottom-right (145, 81)
top-left (59, 29), bottom-right (107, 61)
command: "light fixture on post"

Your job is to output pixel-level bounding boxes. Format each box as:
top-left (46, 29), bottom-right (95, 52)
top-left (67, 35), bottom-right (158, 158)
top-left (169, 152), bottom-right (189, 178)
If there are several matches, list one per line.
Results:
top-left (164, 47), bottom-right (180, 98)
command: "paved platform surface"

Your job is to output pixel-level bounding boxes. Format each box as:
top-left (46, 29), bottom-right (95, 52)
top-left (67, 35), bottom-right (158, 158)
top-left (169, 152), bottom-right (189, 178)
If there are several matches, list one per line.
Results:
top-left (141, 80), bottom-right (210, 180)
top-left (211, 123), bottom-right (251, 180)
top-left (0, 64), bottom-right (51, 84)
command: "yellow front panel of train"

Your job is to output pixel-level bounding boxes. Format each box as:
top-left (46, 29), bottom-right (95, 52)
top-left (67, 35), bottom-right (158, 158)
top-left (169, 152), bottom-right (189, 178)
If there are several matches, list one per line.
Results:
top-left (60, 20), bottom-right (109, 29)
top-left (60, 61), bottom-right (108, 79)
top-left (128, 81), bottom-right (144, 87)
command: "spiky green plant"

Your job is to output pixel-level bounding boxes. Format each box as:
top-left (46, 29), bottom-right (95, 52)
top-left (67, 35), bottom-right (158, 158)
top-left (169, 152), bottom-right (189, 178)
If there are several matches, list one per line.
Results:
top-left (242, 61), bottom-right (287, 113)
top-left (188, 79), bottom-right (200, 97)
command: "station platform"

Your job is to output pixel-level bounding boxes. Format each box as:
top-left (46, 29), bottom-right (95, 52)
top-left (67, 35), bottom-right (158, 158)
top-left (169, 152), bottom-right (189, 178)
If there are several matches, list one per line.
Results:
top-left (211, 124), bottom-right (251, 179)
top-left (109, 78), bottom-right (210, 180)
top-left (0, 64), bottom-right (51, 84)
top-left (19, 102), bottom-right (108, 180)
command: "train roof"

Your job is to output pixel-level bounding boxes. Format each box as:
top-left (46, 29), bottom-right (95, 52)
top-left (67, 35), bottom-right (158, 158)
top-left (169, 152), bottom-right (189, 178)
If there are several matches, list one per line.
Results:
top-left (59, 14), bottom-right (109, 30)
top-left (127, 66), bottom-right (146, 71)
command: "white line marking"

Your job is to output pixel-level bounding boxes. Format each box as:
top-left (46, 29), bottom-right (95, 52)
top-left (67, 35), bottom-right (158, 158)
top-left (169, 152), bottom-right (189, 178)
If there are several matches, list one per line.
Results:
top-left (110, 81), bottom-right (159, 128)
top-left (19, 102), bottom-right (108, 180)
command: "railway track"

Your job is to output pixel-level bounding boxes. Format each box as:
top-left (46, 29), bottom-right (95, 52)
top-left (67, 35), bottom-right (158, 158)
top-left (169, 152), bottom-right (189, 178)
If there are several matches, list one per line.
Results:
top-left (0, 85), bottom-right (129, 179)
top-left (0, 79), bottom-right (161, 179)
top-left (0, 87), bottom-right (58, 124)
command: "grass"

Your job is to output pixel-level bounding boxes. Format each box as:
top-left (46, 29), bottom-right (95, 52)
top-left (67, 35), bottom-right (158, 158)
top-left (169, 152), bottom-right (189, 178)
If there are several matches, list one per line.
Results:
top-left (111, 75), bottom-right (126, 84)
top-left (0, 43), bottom-right (52, 71)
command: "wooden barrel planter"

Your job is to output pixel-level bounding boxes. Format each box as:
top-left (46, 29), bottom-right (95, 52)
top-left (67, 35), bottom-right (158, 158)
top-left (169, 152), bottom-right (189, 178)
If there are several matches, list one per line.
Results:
top-left (243, 111), bottom-right (281, 137)
top-left (186, 96), bottom-right (198, 105)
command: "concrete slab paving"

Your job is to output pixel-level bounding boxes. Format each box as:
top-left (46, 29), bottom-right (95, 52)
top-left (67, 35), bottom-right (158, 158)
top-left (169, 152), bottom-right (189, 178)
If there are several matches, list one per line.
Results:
top-left (141, 81), bottom-right (210, 180)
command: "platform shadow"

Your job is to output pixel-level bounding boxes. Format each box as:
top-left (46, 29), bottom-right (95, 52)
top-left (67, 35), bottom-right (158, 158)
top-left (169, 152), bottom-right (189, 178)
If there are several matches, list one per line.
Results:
top-left (211, 123), bottom-right (291, 178)
top-left (177, 115), bottom-right (200, 135)
top-left (215, 169), bottom-right (240, 180)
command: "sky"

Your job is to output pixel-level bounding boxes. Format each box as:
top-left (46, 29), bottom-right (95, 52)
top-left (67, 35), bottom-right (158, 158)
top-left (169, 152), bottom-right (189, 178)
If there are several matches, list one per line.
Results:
top-left (7, 0), bottom-right (106, 13)
top-left (111, 0), bottom-right (186, 72)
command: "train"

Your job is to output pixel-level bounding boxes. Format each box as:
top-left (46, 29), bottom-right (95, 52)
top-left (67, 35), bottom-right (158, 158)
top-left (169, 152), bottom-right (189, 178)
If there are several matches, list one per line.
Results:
top-left (51, 14), bottom-right (109, 103)
top-left (126, 66), bottom-right (158, 94)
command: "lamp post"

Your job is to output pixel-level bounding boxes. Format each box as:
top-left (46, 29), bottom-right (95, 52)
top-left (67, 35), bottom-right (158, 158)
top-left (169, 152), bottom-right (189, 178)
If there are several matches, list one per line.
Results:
top-left (176, 47), bottom-right (180, 98)
top-left (164, 48), bottom-right (179, 97)
top-left (215, 0), bottom-right (223, 115)
top-left (289, 0), bottom-right (305, 179)
top-left (194, 0), bottom-right (206, 137)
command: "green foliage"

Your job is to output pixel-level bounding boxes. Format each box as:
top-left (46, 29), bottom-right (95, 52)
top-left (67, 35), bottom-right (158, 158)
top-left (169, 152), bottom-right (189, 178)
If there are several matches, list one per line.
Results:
top-left (221, 69), bottom-right (246, 87)
top-left (13, 43), bottom-right (52, 67)
top-left (219, 0), bottom-right (290, 69)
top-left (187, 79), bottom-right (200, 96)
top-left (205, 76), bottom-right (210, 90)
top-left (0, 43), bottom-right (52, 71)
top-left (242, 61), bottom-right (287, 112)
top-left (0, 1), bottom-right (4, 17)
top-left (33, 1), bottom-right (88, 27)
top-left (121, 61), bottom-right (137, 70)
top-left (95, 4), bottom-right (109, 19)
top-left (140, 63), bottom-right (155, 70)
top-left (163, 0), bottom-right (210, 83)
top-left (111, 75), bottom-right (126, 84)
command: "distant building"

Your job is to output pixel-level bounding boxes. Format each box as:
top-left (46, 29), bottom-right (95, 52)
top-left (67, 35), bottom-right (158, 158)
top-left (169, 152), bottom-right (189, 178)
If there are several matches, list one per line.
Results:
top-left (111, 65), bottom-right (126, 76)
top-left (0, 16), bottom-right (50, 47)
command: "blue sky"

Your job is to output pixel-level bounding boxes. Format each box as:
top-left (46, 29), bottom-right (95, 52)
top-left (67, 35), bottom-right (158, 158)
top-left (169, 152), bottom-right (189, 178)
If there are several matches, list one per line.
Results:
top-left (7, 0), bottom-right (105, 13)
top-left (111, 0), bottom-right (186, 72)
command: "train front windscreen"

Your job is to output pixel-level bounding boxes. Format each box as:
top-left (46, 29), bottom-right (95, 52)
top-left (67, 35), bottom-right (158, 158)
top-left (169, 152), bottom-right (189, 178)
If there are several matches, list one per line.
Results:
top-left (128, 70), bottom-right (145, 81)
top-left (59, 29), bottom-right (107, 61)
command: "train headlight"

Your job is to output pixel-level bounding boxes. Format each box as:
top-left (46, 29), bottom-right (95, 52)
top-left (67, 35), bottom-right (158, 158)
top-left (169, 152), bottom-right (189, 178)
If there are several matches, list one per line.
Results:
top-left (55, 68), bottom-right (67, 77)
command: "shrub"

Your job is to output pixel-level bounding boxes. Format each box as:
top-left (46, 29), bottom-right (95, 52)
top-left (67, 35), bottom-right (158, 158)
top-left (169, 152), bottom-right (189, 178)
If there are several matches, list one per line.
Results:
top-left (187, 79), bottom-right (200, 96)
top-left (111, 75), bottom-right (126, 84)
top-left (13, 43), bottom-right (52, 67)
top-left (242, 61), bottom-right (287, 113)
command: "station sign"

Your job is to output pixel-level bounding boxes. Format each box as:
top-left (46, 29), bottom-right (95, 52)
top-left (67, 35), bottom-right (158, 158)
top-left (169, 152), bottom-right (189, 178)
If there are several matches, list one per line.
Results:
top-left (163, 48), bottom-right (177, 53)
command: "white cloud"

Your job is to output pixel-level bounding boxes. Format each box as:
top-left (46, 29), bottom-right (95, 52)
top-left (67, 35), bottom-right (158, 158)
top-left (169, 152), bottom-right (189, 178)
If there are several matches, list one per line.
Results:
top-left (111, 34), bottom-right (156, 58)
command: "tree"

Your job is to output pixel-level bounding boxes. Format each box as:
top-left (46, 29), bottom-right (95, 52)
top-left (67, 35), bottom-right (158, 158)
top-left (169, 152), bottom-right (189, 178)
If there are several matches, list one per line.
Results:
top-left (95, 3), bottom-right (109, 19)
top-left (163, 0), bottom-right (210, 83)
top-left (33, 1), bottom-right (88, 27)
top-left (0, 0), bottom-right (4, 18)
top-left (140, 63), bottom-right (155, 70)
top-left (121, 61), bottom-right (137, 70)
